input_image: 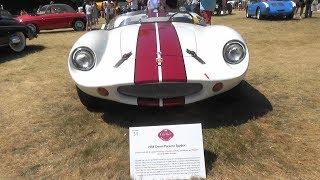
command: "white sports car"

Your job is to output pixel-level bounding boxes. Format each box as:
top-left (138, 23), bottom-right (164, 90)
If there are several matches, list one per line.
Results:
top-left (68, 10), bottom-right (249, 108)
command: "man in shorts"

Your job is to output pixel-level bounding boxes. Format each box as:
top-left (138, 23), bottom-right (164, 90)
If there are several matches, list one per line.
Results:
top-left (295, 0), bottom-right (305, 19)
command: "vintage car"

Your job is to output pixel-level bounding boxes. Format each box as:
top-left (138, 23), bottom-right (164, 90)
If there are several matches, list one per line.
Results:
top-left (0, 9), bottom-right (37, 52)
top-left (68, 10), bottom-right (249, 108)
top-left (16, 4), bottom-right (86, 33)
top-left (246, 0), bottom-right (296, 19)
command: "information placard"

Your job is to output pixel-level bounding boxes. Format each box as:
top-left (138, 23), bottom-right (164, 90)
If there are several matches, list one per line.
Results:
top-left (129, 123), bottom-right (206, 180)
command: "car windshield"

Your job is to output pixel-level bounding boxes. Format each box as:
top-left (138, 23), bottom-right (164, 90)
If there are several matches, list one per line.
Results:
top-left (106, 10), bottom-right (206, 30)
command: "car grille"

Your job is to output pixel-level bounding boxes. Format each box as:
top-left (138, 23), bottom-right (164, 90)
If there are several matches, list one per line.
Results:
top-left (117, 83), bottom-right (203, 98)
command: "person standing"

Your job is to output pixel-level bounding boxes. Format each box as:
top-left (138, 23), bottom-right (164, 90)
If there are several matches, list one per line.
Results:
top-left (85, 1), bottom-right (93, 31)
top-left (191, 0), bottom-right (200, 14)
top-left (92, 1), bottom-right (99, 28)
top-left (295, 0), bottom-right (305, 19)
top-left (147, 0), bottom-right (160, 10)
top-left (131, 0), bottom-right (139, 11)
top-left (305, 0), bottom-right (313, 17)
top-left (103, 0), bottom-right (111, 23)
top-left (200, 0), bottom-right (215, 24)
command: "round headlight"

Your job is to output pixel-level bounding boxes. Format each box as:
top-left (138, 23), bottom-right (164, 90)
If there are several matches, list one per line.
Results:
top-left (223, 40), bottom-right (246, 64)
top-left (72, 47), bottom-right (96, 71)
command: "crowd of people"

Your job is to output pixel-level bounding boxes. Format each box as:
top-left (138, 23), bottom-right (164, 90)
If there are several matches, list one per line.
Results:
top-left (81, 0), bottom-right (320, 31)
top-left (81, 0), bottom-right (217, 30)
top-left (295, 0), bottom-right (319, 19)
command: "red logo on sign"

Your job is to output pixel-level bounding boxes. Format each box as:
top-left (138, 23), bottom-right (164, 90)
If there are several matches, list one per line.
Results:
top-left (158, 129), bottom-right (174, 141)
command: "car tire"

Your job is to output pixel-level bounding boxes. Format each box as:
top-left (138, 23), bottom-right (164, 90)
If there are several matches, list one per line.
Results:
top-left (9, 32), bottom-right (26, 53)
top-left (256, 7), bottom-right (262, 20)
top-left (73, 20), bottom-right (85, 31)
top-left (286, 13), bottom-right (294, 20)
top-left (76, 86), bottom-right (105, 110)
top-left (26, 23), bottom-right (39, 34)
top-left (246, 9), bottom-right (251, 18)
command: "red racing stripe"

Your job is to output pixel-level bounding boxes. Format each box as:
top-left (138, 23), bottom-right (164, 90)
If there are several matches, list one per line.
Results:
top-left (158, 22), bottom-right (187, 82)
top-left (134, 23), bottom-right (158, 85)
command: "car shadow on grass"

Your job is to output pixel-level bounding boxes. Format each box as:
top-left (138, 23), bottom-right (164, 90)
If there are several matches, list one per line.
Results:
top-left (0, 45), bottom-right (45, 63)
top-left (99, 81), bottom-right (273, 129)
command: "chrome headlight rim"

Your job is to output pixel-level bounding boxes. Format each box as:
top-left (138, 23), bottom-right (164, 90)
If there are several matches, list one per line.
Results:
top-left (71, 46), bottom-right (96, 71)
top-left (223, 40), bottom-right (247, 65)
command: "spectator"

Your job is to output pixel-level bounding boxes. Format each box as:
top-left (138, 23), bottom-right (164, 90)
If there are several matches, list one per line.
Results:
top-left (305, 0), bottom-right (312, 17)
top-left (238, 0), bottom-right (243, 11)
top-left (185, 0), bottom-right (192, 11)
top-left (131, 0), bottom-right (139, 11)
top-left (103, 0), bottom-right (111, 23)
top-left (200, 0), bottom-right (215, 24)
top-left (295, 0), bottom-right (305, 19)
top-left (147, 0), bottom-right (160, 10)
top-left (92, 1), bottom-right (99, 28)
top-left (311, 0), bottom-right (318, 12)
top-left (85, 1), bottom-right (93, 31)
top-left (114, 1), bottom-right (121, 15)
top-left (165, 0), bottom-right (178, 9)
top-left (191, 0), bottom-right (200, 14)
top-left (50, 0), bottom-right (54, 4)
top-left (138, 0), bottom-right (147, 10)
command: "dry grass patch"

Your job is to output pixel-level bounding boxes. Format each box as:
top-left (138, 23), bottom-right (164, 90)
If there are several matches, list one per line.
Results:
top-left (0, 11), bottom-right (320, 178)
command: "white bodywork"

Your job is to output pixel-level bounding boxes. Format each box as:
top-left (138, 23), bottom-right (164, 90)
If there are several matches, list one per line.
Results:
top-left (68, 11), bottom-right (249, 106)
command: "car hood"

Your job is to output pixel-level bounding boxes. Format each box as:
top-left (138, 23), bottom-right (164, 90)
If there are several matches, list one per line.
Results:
top-left (70, 23), bottom-right (249, 87)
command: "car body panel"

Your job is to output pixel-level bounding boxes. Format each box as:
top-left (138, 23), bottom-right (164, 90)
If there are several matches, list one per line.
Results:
top-left (15, 4), bottom-right (86, 31)
top-left (247, 0), bottom-right (295, 17)
top-left (68, 11), bottom-right (249, 107)
top-left (0, 9), bottom-right (37, 47)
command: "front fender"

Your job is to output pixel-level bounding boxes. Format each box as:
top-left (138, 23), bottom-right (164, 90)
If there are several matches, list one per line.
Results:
top-left (259, 2), bottom-right (270, 15)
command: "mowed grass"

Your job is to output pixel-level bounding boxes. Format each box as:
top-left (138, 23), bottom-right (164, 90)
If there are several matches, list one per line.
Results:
top-left (0, 11), bottom-right (320, 178)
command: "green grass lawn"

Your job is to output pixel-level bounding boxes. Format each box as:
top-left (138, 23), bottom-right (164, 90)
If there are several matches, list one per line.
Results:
top-left (0, 11), bottom-right (319, 178)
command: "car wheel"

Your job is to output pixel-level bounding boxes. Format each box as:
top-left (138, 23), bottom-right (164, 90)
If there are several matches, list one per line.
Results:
top-left (26, 23), bottom-right (39, 34)
top-left (246, 9), bottom-right (251, 18)
top-left (286, 13), bottom-right (294, 20)
top-left (256, 7), bottom-right (262, 20)
top-left (76, 86), bottom-right (104, 110)
top-left (73, 20), bottom-right (85, 31)
top-left (9, 32), bottom-right (26, 53)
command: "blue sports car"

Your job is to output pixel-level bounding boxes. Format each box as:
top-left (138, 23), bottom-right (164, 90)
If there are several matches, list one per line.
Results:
top-left (246, 0), bottom-right (296, 20)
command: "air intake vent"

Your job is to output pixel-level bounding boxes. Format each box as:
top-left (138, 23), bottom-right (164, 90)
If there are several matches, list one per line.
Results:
top-left (117, 83), bottom-right (203, 98)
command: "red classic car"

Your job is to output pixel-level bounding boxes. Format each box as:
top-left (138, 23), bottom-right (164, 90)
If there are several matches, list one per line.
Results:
top-left (16, 4), bottom-right (86, 33)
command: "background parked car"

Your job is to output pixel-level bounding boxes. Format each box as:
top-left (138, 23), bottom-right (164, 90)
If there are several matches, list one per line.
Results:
top-left (0, 9), bottom-right (37, 52)
top-left (15, 4), bottom-right (86, 33)
top-left (246, 0), bottom-right (296, 20)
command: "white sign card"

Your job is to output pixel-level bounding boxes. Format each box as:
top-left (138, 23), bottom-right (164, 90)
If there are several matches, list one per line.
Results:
top-left (129, 123), bottom-right (206, 180)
